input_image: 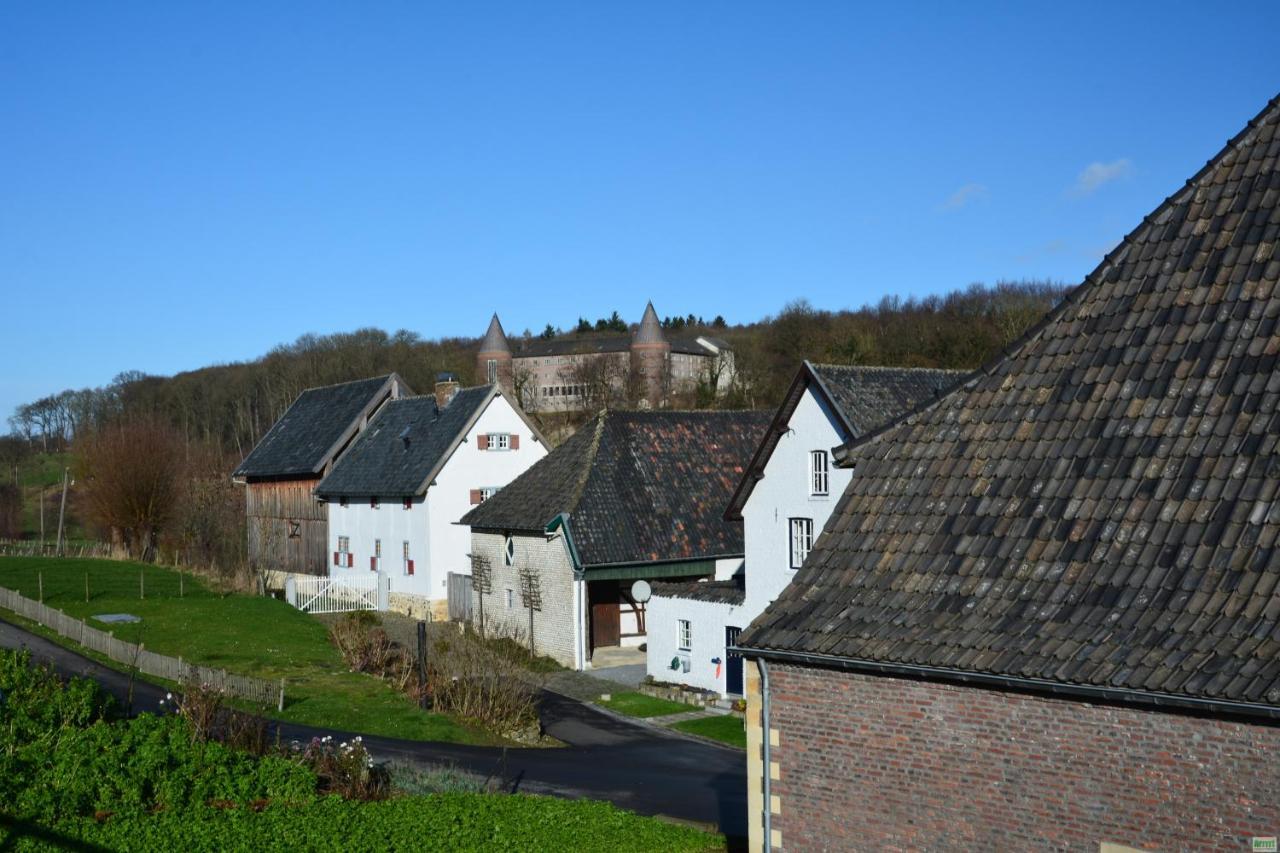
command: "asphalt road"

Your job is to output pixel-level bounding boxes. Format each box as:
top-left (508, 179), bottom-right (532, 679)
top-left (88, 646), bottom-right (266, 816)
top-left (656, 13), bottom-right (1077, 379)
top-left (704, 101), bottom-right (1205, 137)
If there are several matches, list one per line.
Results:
top-left (0, 618), bottom-right (748, 845)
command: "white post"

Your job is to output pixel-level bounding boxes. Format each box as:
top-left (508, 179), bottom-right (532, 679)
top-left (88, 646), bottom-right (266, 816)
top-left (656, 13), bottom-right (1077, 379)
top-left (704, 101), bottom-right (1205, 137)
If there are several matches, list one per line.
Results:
top-left (376, 570), bottom-right (390, 612)
top-left (285, 575), bottom-right (297, 608)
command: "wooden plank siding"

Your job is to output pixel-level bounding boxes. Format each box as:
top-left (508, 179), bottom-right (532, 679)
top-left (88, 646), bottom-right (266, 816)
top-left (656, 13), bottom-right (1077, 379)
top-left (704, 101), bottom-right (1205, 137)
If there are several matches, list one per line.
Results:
top-left (245, 478), bottom-right (328, 576)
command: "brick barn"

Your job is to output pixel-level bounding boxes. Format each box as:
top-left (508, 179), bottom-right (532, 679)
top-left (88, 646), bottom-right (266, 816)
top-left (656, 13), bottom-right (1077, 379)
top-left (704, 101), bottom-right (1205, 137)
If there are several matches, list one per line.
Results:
top-left (737, 95), bottom-right (1280, 850)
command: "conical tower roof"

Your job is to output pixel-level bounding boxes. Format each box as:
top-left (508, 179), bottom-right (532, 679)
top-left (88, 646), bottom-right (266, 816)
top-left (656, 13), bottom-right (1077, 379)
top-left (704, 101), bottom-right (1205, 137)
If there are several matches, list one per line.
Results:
top-left (478, 314), bottom-right (511, 354)
top-left (632, 301), bottom-right (666, 345)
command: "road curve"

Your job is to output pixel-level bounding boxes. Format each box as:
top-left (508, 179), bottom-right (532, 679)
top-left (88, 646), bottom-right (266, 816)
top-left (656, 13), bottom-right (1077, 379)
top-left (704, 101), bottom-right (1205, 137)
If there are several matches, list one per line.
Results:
top-left (0, 617), bottom-right (747, 845)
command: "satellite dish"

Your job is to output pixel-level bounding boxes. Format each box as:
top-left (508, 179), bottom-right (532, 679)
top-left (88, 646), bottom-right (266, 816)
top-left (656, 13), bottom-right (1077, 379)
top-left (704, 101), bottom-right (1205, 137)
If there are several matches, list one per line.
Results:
top-left (631, 580), bottom-right (651, 603)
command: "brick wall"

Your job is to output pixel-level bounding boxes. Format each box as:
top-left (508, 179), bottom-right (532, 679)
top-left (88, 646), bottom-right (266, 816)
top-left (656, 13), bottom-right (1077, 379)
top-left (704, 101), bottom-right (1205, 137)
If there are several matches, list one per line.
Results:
top-left (757, 662), bottom-right (1280, 852)
top-left (470, 530), bottom-right (579, 668)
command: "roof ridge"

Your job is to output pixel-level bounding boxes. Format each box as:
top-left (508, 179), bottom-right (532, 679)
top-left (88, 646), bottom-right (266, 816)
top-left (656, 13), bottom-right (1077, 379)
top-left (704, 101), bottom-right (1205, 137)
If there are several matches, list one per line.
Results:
top-left (563, 410), bottom-right (609, 514)
top-left (810, 363), bottom-right (967, 374)
top-left (833, 92), bottom-right (1280, 465)
top-left (297, 373), bottom-right (395, 393)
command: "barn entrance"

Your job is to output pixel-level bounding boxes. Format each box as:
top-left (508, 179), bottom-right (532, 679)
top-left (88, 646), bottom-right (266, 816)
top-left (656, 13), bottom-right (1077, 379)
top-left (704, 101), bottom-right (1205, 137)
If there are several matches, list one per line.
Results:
top-left (589, 579), bottom-right (620, 654)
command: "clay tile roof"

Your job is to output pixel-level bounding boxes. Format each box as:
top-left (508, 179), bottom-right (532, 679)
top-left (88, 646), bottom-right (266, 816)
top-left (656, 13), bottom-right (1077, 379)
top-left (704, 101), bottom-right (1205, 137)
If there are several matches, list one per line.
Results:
top-left (232, 374), bottom-right (406, 479)
top-left (462, 409), bottom-right (771, 566)
top-left (478, 314), bottom-right (511, 354)
top-left (739, 94), bottom-right (1280, 712)
top-left (314, 386), bottom-right (493, 498)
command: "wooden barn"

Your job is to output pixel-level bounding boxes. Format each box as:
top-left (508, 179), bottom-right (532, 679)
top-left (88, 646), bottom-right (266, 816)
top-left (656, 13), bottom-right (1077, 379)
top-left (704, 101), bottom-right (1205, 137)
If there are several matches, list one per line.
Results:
top-left (232, 374), bottom-right (409, 576)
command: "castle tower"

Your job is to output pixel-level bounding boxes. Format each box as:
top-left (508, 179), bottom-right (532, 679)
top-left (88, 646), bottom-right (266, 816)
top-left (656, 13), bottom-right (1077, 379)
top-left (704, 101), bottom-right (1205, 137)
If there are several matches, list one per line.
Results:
top-left (476, 313), bottom-right (513, 392)
top-left (630, 301), bottom-right (670, 408)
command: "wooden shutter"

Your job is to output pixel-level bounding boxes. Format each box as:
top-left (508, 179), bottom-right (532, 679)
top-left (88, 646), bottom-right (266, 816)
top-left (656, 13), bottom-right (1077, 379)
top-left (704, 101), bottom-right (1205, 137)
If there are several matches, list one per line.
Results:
top-left (510, 434), bottom-right (520, 450)
top-left (370, 556), bottom-right (377, 572)
top-left (407, 559), bottom-right (415, 576)
top-left (469, 489), bottom-right (482, 505)
top-left (477, 434), bottom-right (490, 450)
top-left (333, 552), bottom-right (340, 565)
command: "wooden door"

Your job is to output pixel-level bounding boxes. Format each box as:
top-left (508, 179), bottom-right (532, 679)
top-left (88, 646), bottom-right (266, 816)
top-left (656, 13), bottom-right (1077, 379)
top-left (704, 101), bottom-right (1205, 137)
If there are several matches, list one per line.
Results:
top-left (590, 580), bottom-right (621, 652)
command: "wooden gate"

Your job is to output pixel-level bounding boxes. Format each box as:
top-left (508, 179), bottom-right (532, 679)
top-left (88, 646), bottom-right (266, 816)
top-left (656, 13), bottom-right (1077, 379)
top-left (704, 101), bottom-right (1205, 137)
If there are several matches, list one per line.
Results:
top-left (447, 572), bottom-right (473, 622)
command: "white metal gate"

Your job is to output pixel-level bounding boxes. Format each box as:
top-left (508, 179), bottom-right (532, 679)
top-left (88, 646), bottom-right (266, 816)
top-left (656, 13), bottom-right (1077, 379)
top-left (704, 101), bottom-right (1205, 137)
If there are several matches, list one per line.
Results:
top-left (287, 573), bottom-right (388, 614)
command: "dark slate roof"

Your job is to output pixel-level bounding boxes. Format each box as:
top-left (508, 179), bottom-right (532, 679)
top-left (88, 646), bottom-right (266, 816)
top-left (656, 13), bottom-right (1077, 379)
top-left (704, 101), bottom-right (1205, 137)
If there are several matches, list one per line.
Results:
top-left (652, 577), bottom-right (745, 605)
top-left (314, 386), bottom-right (493, 498)
top-left (726, 362), bottom-right (965, 518)
top-left (740, 95), bottom-right (1280, 712)
top-left (233, 374), bottom-right (404, 479)
top-left (510, 334), bottom-right (720, 358)
top-left (479, 314), bottom-right (511, 354)
top-left (633, 301), bottom-right (666, 344)
top-left (462, 409), bottom-right (772, 566)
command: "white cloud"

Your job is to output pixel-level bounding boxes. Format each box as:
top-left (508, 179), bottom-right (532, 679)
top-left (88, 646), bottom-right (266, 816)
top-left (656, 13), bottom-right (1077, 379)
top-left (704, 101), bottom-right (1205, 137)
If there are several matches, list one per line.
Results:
top-left (938, 182), bottom-right (988, 212)
top-left (1069, 159), bottom-right (1133, 197)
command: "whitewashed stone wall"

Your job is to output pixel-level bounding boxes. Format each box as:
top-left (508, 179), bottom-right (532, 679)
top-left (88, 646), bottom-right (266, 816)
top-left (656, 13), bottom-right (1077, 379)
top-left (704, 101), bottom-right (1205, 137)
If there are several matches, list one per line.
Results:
top-left (646, 591), bottom-right (746, 694)
top-left (470, 530), bottom-right (581, 668)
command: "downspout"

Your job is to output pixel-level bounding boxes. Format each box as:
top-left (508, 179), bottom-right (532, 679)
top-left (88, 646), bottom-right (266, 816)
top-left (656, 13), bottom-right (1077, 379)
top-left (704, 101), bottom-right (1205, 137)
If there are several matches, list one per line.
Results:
top-left (760, 658), bottom-right (772, 852)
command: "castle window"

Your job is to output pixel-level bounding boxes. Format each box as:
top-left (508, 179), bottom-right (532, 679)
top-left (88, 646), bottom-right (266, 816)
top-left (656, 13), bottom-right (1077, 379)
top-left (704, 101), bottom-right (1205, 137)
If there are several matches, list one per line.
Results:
top-left (487, 359), bottom-right (497, 383)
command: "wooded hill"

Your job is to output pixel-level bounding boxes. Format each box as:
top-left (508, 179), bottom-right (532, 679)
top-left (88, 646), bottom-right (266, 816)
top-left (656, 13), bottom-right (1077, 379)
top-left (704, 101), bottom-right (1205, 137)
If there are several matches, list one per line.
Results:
top-left (8, 279), bottom-right (1069, 459)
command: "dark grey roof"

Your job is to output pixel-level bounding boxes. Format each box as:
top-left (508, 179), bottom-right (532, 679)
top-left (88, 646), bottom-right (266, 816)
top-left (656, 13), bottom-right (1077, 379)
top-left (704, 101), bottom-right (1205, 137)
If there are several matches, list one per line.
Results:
top-left (652, 577), bottom-right (745, 605)
top-left (726, 362), bottom-right (965, 518)
top-left (233, 374), bottom-right (404, 479)
top-left (740, 95), bottom-right (1280, 712)
top-left (510, 334), bottom-right (720, 358)
top-left (633, 301), bottom-right (666, 344)
top-left (479, 314), bottom-right (511, 354)
top-left (314, 386), bottom-right (493, 498)
top-left (462, 409), bottom-right (771, 566)
top-left (810, 364), bottom-right (966, 437)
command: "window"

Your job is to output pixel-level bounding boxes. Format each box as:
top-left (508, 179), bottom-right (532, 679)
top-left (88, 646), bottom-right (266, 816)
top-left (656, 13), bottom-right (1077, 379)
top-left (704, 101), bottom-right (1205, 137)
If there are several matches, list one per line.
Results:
top-left (374, 539), bottom-right (382, 559)
top-left (402, 497), bottom-right (412, 510)
top-left (337, 536), bottom-right (350, 553)
top-left (478, 487), bottom-right (498, 502)
top-left (403, 540), bottom-right (413, 575)
top-left (370, 497), bottom-right (380, 510)
top-left (488, 433), bottom-right (510, 451)
top-left (790, 518), bottom-right (814, 569)
top-left (811, 450), bottom-right (830, 496)
top-left (505, 588), bottom-right (514, 609)
top-left (339, 497), bottom-right (348, 508)
top-left (487, 359), bottom-right (498, 383)
top-left (678, 619), bottom-right (692, 651)
top-left (504, 536), bottom-right (515, 566)
top-left (335, 536), bottom-right (352, 568)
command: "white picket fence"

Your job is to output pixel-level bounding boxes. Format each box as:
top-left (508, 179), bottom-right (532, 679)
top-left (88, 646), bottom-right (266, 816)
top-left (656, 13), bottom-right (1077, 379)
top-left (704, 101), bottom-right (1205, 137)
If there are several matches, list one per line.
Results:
top-left (286, 572), bottom-right (388, 614)
top-left (0, 585), bottom-right (284, 709)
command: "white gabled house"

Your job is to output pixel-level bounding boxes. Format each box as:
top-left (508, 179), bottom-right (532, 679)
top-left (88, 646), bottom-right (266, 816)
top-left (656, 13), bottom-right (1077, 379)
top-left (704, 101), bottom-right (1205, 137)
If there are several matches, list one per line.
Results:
top-left (644, 362), bottom-right (964, 696)
top-left (314, 375), bottom-right (548, 620)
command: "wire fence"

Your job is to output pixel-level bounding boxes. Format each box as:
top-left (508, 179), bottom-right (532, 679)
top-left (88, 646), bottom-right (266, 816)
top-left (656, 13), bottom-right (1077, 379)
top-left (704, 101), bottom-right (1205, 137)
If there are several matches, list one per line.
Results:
top-left (0, 585), bottom-right (284, 710)
top-left (0, 539), bottom-right (112, 559)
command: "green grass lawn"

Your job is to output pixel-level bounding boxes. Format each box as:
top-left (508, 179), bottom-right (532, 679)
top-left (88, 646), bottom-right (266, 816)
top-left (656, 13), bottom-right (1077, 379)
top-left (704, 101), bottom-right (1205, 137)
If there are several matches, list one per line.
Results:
top-left (0, 556), bottom-right (494, 744)
top-left (594, 690), bottom-right (691, 718)
top-left (670, 714), bottom-right (746, 749)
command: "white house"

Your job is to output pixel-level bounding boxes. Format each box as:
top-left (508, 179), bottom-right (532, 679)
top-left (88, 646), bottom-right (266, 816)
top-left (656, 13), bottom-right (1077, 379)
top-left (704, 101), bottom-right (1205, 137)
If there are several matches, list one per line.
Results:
top-left (459, 408), bottom-right (771, 669)
top-left (645, 362), bottom-right (964, 695)
top-left (314, 375), bottom-right (548, 620)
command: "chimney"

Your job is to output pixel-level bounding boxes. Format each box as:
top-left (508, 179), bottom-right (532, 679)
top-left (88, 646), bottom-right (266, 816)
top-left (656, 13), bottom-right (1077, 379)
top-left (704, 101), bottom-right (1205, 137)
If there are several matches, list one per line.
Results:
top-left (435, 372), bottom-right (461, 409)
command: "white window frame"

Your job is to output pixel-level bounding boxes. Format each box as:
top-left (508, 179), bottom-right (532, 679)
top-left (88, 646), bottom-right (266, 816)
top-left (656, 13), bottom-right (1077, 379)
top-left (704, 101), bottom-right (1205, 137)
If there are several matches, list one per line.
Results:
top-left (810, 450), bottom-right (830, 496)
top-left (478, 487), bottom-right (498, 502)
top-left (487, 433), bottom-right (511, 451)
top-left (789, 517), bottom-right (814, 569)
top-left (504, 536), bottom-right (515, 566)
top-left (678, 619), bottom-right (692, 652)
top-left (402, 540), bottom-right (411, 574)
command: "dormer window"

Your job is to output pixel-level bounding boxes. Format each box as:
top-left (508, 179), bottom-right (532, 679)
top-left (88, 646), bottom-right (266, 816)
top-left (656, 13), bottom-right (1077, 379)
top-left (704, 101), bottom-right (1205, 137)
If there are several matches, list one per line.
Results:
top-left (478, 433), bottom-right (518, 451)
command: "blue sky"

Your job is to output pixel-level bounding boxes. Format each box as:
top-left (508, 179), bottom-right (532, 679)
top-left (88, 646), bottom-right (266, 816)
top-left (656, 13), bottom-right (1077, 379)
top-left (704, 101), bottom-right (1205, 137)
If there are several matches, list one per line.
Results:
top-left (2, 2), bottom-right (1278, 422)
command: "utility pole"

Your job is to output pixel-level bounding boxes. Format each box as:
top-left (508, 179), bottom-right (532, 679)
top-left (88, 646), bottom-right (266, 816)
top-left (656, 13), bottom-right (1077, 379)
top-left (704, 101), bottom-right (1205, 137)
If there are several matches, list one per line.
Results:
top-left (55, 467), bottom-right (69, 557)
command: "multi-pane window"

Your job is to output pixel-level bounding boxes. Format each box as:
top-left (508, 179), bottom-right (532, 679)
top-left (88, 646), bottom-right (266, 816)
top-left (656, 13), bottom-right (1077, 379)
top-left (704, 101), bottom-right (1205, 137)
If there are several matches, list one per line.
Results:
top-left (678, 619), bottom-right (692, 651)
top-left (403, 540), bottom-right (413, 575)
top-left (487, 359), bottom-right (498, 383)
top-left (374, 539), bottom-right (382, 559)
top-left (504, 536), bottom-right (515, 566)
top-left (789, 518), bottom-right (814, 569)
top-left (488, 433), bottom-right (510, 451)
top-left (810, 450), bottom-right (829, 496)
top-left (479, 487), bottom-right (498, 502)
top-left (338, 536), bottom-right (350, 553)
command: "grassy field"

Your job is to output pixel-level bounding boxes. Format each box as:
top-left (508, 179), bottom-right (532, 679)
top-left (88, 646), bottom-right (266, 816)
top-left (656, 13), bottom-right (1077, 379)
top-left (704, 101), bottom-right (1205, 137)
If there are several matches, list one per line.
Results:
top-left (12, 452), bottom-right (91, 542)
top-left (0, 556), bottom-right (494, 744)
top-left (670, 714), bottom-right (746, 748)
top-left (595, 691), bottom-right (690, 718)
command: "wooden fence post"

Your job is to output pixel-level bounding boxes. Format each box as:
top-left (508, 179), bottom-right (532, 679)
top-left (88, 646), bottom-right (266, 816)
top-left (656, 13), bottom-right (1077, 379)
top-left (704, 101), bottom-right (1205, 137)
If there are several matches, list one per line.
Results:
top-left (38, 572), bottom-right (43, 604)
top-left (278, 678), bottom-right (285, 713)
